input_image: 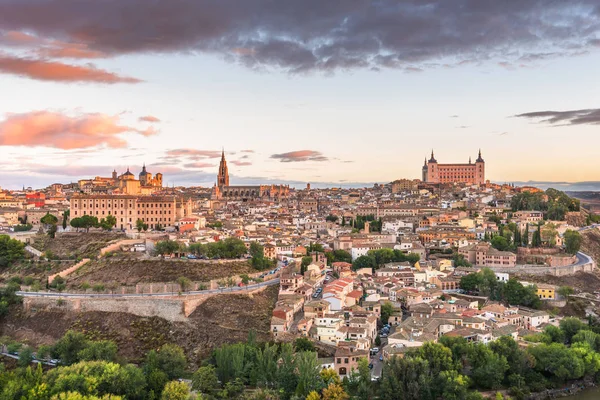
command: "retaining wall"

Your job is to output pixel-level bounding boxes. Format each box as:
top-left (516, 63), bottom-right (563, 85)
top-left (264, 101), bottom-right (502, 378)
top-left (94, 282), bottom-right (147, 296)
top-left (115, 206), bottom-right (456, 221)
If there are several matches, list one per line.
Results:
top-left (22, 285), bottom-right (268, 321)
top-left (47, 258), bottom-right (90, 283)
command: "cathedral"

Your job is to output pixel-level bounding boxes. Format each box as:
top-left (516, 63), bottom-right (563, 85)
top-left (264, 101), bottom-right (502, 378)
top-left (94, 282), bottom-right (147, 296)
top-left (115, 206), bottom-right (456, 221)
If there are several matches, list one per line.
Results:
top-left (78, 165), bottom-right (163, 195)
top-left (422, 150), bottom-right (485, 185)
top-left (212, 150), bottom-right (290, 201)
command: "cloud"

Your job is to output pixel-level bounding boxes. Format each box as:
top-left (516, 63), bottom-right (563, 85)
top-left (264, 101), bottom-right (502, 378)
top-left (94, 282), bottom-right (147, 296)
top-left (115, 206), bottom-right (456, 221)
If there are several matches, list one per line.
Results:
top-left (240, 149), bottom-right (254, 153)
top-left (183, 162), bottom-right (215, 169)
top-left (0, 111), bottom-right (158, 149)
top-left (36, 42), bottom-right (107, 59)
top-left (271, 150), bottom-right (328, 162)
top-left (139, 115), bottom-right (161, 123)
top-left (515, 109), bottom-right (600, 126)
top-left (0, 1), bottom-right (598, 73)
top-left (164, 149), bottom-right (222, 159)
top-left (231, 160), bottom-right (252, 166)
top-left (0, 53), bottom-right (141, 83)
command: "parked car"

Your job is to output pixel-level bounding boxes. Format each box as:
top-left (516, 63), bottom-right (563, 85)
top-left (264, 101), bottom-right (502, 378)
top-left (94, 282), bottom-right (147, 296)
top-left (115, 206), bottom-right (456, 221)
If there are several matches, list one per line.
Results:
top-left (370, 347), bottom-right (379, 354)
top-left (379, 355), bottom-right (383, 361)
top-left (187, 254), bottom-right (197, 259)
top-left (368, 363), bottom-right (374, 369)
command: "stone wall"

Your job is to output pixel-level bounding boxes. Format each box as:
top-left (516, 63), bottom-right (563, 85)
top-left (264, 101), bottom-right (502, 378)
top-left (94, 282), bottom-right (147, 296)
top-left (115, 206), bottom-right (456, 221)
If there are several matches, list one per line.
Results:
top-left (47, 258), bottom-right (90, 284)
top-left (486, 262), bottom-right (594, 276)
top-left (100, 239), bottom-right (146, 255)
top-left (22, 285), bottom-right (269, 322)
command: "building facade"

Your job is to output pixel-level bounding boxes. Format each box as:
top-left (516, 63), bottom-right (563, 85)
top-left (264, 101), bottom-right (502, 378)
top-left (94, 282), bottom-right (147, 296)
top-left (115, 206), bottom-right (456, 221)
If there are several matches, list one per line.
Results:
top-left (422, 150), bottom-right (485, 185)
top-left (70, 194), bottom-right (193, 230)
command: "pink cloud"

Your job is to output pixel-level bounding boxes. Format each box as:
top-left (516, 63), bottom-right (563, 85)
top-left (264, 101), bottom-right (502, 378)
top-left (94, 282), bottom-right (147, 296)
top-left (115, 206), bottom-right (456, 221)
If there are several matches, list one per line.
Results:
top-left (183, 162), bottom-right (215, 169)
top-left (165, 149), bottom-right (222, 158)
top-left (231, 160), bottom-right (252, 166)
top-left (139, 115), bottom-right (161, 123)
top-left (0, 111), bottom-right (158, 149)
top-left (0, 53), bottom-right (141, 83)
top-left (271, 150), bottom-right (328, 162)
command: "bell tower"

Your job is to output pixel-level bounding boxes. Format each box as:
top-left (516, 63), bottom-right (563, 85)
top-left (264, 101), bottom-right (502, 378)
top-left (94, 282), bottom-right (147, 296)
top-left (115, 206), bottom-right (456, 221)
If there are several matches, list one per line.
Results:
top-left (217, 148), bottom-right (229, 188)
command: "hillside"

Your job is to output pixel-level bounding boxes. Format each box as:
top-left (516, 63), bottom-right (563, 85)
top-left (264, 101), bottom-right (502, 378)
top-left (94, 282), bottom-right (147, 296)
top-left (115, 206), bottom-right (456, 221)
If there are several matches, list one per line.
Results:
top-left (66, 256), bottom-right (255, 287)
top-left (31, 232), bottom-right (126, 259)
top-left (582, 228), bottom-right (600, 265)
top-left (0, 285), bottom-right (278, 367)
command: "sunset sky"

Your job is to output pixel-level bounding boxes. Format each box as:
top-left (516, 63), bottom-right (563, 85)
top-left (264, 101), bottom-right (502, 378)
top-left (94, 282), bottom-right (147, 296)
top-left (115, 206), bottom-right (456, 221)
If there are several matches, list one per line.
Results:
top-left (0, 1), bottom-right (599, 189)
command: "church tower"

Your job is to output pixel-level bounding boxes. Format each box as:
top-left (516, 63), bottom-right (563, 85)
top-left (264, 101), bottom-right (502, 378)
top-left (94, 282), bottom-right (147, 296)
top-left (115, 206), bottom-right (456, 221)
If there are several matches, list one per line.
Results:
top-left (475, 149), bottom-right (485, 185)
top-left (217, 149), bottom-right (229, 188)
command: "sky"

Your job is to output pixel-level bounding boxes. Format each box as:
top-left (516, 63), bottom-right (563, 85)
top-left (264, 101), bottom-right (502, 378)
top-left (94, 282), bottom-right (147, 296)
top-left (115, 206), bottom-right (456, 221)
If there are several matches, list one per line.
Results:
top-left (0, 0), bottom-right (599, 190)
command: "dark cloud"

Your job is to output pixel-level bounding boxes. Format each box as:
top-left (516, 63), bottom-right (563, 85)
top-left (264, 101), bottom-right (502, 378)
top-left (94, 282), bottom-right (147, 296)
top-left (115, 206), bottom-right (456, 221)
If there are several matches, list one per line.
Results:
top-left (515, 109), bottom-right (600, 126)
top-left (271, 150), bottom-right (328, 162)
top-left (0, 1), bottom-right (598, 73)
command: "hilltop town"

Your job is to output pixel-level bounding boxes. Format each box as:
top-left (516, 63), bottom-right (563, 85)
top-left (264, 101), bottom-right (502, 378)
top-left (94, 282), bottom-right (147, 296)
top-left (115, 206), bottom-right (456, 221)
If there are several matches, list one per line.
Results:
top-left (1, 151), bottom-right (600, 399)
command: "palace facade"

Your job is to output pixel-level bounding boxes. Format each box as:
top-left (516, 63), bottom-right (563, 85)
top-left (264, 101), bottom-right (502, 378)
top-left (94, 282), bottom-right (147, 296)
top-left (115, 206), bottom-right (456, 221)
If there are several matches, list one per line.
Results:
top-left (70, 194), bottom-right (192, 230)
top-left (422, 150), bottom-right (485, 185)
top-left (212, 150), bottom-right (290, 201)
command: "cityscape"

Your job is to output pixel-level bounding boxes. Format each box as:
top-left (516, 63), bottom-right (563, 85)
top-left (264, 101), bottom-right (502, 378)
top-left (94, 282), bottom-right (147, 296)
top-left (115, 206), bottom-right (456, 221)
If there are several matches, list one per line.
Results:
top-left (1, 1), bottom-right (600, 400)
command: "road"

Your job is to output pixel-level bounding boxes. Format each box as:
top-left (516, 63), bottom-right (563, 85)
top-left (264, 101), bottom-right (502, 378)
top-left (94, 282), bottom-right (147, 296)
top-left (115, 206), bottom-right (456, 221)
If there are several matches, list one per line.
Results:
top-left (17, 278), bottom-right (280, 299)
top-left (370, 336), bottom-right (388, 380)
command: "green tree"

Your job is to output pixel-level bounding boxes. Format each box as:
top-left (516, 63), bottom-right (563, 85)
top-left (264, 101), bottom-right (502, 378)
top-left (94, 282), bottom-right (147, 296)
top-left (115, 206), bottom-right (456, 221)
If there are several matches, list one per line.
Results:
top-left (380, 301), bottom-right (394, 325)
top-left (249, 242), bottom-right (265, 259)
top-left (161, 380), bottom-right (189, 400)
top-left (326, 215), bottom-right (339, 223)
top-left (52, 330), bottom-right (89, 365)
top-left (18, 346), bottom-right (34, 367)
top-left (62, 210), bottom-right (70, 230)
top-left (560, 317), bottom-right (588, 344)
top-left (145, 344), bottom-right (187, 380)
top-left (295, 337), bottom-right (315, 352)
top-left (192, 365), bottom-right (220, 394)
top-left (468, 343), bottom-right (509, 389)
top-left (563, 230), bottom-right (582, 255)
top-left (154, 240), bottom-right (182, 256)
top-left (136, 219), bottom-right (146, 233)
top-left (491, 235), bottom-right (509, 251)
top-left (77, 340), bottom-right (118, 362)
top-left (0, 234), bottom-right (26, 267)
top-left (99, 215), bottom-right (117, 231)
top-left (276, 343), bottom-right (297, 399)
top-left (352, 255), bottom-right (376, 271)
top-left (295, 351), bottom-right (322, 397)
top-left (558, 286), bottom-right (575, 302)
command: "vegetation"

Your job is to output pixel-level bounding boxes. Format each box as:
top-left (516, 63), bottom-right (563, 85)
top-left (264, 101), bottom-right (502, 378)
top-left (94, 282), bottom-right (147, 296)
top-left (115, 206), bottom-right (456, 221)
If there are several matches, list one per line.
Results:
top-left (0, 234), bottom-right (26, 269)
top-left (564, 229), bottom-right (583, 255)
top-left (12, 224), bottom-right (33, 232)
top-left (154, 240), bottom-right (183, 256)
top-left (248, 242), bottom-right (276, 271)
top-left (0, 281), bottom-right (22, 317)
top-left (41, 213), bottom-right (59, 239)
top-left (459, 268), bottom-right (541, 308)
top-left (510, 188), bottom-right (580, 221)
top-left (70, 216), bottom-right (101, 232)
top-left (188, 238), bottom-right (247, 259)
top-left (352, 248), bottom-right (420, 271)
top-left (136, 218), bottom-right (149, 232)
top-left (325, 250), bottom-right (352, 265)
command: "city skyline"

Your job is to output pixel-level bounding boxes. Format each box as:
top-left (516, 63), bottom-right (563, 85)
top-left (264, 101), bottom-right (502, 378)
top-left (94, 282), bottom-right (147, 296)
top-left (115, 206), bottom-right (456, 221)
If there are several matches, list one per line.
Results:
top-left (1, 1), bottom-right (600, 189)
